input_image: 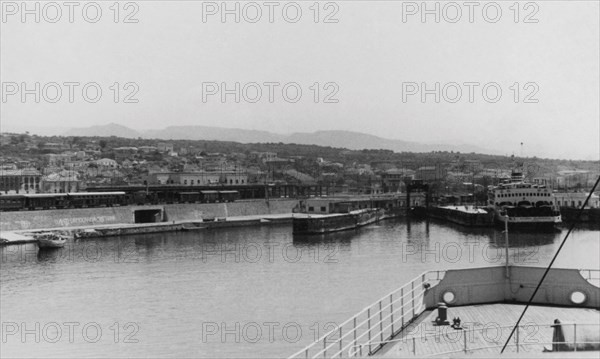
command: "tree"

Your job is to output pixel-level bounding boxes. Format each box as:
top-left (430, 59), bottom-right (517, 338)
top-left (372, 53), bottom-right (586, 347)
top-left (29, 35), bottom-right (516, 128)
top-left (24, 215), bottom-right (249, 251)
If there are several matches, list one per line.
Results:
top-left (71, 136), bottom-right (81, 148)
top-left (99, 140), bottom-right (108, 150)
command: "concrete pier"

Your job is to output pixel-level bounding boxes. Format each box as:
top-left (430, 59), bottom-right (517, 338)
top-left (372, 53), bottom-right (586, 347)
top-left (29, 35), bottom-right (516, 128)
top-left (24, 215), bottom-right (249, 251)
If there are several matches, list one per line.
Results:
top-left (0, 199), bottom-right (299, 245)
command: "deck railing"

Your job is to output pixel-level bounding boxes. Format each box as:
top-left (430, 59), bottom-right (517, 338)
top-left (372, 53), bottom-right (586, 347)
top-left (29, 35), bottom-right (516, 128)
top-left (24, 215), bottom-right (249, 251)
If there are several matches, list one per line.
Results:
top-left (288, 270), bottom-right (446, 358)
top-left (351, 322), bottom-right (600, 357)
top-left (580, 269), bottom-right (600, 286)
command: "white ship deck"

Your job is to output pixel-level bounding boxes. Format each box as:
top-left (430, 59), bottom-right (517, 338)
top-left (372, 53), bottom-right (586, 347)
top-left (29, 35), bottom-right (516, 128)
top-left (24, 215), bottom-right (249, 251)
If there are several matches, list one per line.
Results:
top-left (288, 266), bottom-right (600, 359)
top-left (377, 303), bottom-right (600, 357)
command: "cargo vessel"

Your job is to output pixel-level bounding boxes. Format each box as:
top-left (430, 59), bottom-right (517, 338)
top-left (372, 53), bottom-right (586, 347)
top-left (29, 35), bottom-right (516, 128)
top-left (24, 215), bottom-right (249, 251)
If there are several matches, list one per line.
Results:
top-left (292, 195), bottom-right (403, 235)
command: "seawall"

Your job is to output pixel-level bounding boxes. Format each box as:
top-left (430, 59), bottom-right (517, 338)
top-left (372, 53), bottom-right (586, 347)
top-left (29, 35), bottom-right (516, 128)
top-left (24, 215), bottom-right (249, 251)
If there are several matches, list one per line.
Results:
top-left (560, 207), bottom-right (600, 224)
top-left (0, 199), bottom-right (298, 232)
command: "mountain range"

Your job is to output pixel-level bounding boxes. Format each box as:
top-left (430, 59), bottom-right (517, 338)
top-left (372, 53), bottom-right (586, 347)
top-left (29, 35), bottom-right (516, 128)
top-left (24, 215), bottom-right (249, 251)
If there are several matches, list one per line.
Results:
top-left (61, 123), bottom-right (497, 154)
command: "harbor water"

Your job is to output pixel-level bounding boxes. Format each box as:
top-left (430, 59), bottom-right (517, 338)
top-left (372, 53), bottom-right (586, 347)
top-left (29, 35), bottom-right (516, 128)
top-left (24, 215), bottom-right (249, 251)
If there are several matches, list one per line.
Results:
top-left (1, 219), bottom-right (599, 358)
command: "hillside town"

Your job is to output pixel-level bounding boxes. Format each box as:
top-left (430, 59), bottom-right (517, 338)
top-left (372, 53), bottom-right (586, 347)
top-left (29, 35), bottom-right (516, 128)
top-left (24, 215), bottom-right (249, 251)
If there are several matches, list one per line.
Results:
top-left (1, 132), bottom-right (598, 209)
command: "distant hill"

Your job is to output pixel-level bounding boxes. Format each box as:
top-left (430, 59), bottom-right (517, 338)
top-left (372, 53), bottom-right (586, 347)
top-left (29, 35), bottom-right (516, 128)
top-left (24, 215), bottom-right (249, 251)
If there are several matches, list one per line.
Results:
top-left (144, 126), bottom-right (282, 143)
top-left (59, 123), bottom-right (495, 154)
top-left (65, 123), bottom-right (143, 138)
top-left (285, 130), bottom-right (491, 154)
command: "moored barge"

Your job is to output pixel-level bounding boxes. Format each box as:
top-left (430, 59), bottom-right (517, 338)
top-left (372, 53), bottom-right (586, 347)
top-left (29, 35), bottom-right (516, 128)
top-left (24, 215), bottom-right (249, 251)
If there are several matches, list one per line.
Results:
top-left (292, 195), bottom-right (404, 235)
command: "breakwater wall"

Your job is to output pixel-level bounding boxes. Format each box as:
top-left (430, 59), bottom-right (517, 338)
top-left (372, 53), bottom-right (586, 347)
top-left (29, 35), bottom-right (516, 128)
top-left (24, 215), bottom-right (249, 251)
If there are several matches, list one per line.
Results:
top-left (0, 199), bottom-right (298, 231)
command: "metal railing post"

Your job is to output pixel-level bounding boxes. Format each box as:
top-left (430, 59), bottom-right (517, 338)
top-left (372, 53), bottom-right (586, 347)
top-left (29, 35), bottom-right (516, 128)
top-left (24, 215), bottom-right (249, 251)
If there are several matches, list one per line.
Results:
top-left (353, 317), bottom-right (357, 353)
top-left (339, 326), bottom-right (343, 357)
top-left (412, 337), bottom-right (416, 355)
top-left (323, 336), bottom-right (327, 358)
top-left (379, 301), bottom-right (384, 342)
top-left (401, 288), bottom-right (405, 327)
top-left (515, 326), bottom-right (520, 353)
top-left (390, 294), bottom-right (394, 335)
top-left (367, 308), bottom-right (372, 353)
top-left (411, 281), bottom-right (415, 318)
top-left (573, 324), bottom-right (577, 352)
top-left (463, 329), bottom-right (467, 353)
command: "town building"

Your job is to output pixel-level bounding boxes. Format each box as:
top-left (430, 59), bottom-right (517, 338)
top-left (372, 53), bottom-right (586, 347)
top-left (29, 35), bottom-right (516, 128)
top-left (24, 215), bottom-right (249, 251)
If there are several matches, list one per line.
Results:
top-left (554, 192), bottom-right (600, 209)
top-left (250, 152), bottom-right (277, 163)
top-left (42, 171), bottom-right (81, 193)
top-left (95, 158), bottom-right (118, 169)
top-left (157, 143), bottom-right (174, 153)
top-left (147, 171), bottom-right (248, 186)
top-left (381, 169), bottom-right (415, 192)
top-left (0, 168), bottom-right (42, 193)
top-left (113, 147), bottom-right (138, 160)
top-left (416, 166), bottom-right (447, 182)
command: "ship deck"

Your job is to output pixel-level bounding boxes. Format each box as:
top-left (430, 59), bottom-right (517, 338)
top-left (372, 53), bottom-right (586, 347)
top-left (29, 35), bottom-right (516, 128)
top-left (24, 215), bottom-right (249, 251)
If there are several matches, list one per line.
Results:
top-left (377, 303), bottom-right (600, 357)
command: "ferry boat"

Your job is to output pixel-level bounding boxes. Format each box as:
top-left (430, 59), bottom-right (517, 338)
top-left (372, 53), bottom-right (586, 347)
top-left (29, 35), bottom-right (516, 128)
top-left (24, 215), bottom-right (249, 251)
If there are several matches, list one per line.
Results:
top-left (292, 195), bottom-right (403, 235)
top-left (488, 170), bottom-right (561, 229)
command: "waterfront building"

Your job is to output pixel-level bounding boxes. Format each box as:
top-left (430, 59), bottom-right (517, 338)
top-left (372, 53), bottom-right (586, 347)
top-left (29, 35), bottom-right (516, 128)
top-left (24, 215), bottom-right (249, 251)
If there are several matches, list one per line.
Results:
top-left (381, 169), bottom-right (415, 192)
top-left (554, 191), bottom-right (600, 209)
top-left (42, 171), bottom-right (81, 193)
top-left (148, 171), bottom-right (248, 186)
top-left (0, 168), bottom-right (42, 193)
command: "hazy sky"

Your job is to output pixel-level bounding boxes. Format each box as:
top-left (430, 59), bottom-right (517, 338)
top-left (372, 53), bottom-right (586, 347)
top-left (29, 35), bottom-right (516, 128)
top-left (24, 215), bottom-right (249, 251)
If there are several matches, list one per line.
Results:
top-left (1, 1), bottom-right (599, 160)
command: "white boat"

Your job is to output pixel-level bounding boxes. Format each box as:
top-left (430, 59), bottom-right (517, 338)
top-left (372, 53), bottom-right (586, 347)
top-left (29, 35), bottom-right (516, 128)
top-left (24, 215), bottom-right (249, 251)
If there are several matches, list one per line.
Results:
top-left (36, 233), bottom-right (67, 248)
top-left (488, 168), bottom-right (561, 229)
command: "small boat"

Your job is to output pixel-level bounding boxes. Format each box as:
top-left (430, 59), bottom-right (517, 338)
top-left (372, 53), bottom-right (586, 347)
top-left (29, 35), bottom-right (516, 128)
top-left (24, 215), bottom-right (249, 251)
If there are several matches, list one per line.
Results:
top-left (36, 233), bottom-right (67, 248)
top-left (181, 223), bottom-right (207, 231)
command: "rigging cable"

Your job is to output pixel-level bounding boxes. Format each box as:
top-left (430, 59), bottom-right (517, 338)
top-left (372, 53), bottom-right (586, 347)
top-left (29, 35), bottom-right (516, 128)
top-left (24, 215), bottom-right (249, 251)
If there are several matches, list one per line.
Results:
top-left (500, 175), bottom-right (600, 353)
